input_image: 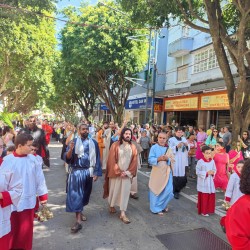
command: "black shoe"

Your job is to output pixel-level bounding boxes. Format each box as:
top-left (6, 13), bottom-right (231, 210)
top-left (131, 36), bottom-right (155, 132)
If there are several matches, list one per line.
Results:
top-left (174, 193), bottom-right (179, 199)
top-left (130, 193), bottom-right (139, 200)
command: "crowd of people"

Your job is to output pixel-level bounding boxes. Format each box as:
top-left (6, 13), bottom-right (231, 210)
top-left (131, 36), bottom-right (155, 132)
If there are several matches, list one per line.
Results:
top-left (0, 117), bottom-right (250, 249)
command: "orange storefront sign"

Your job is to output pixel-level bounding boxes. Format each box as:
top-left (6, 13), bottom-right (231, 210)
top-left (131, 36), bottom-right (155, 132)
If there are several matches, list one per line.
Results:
top-left (163, 91), bottom-right (229, 111)
top-left (164, 96), bottom-right (199, 111)
top-left (154, 104), bottom-right (163, 112)
top-left (200, 91), bottom-right (229, 110)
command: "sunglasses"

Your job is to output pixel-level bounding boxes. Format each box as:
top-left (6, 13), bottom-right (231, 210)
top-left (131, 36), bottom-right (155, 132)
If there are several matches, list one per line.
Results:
top-left (213, 131), bottom-right (218, 133)
top-left (31, 149), bottom-right (37, 152)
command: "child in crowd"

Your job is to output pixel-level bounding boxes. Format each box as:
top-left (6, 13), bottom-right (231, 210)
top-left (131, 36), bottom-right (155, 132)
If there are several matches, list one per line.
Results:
top-left (220, 160), bottom-right (244, 233)
top-left (6, 145), bottom-right (15, 155)
top-left (30, 141), bottom-right (44, 218)
top-left (225, 160), bottom-right (244, 206)
top-left (1, 133), bottom-right (48, 250)
top-left (139, 130), bottom-right (151, 162)
top-left (196, 145), bottom-right (216, 216)
top-left (187, 133), bottom-right (197, 178)
top-left (0, 138), bottom-right (22, 250)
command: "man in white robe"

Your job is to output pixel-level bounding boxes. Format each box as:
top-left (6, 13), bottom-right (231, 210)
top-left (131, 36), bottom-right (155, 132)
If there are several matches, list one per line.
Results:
top-left (168, 127), bottom-right (190, 199)
top-left (103, 128), bottom-right (137, 224)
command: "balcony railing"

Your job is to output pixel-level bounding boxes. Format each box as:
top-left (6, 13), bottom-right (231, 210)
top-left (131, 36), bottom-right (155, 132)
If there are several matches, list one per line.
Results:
top-left (168, 37), bottom-right (193, 57)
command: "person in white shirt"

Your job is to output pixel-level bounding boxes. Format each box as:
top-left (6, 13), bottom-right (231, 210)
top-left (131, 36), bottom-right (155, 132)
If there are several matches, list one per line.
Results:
top-left (2, 133), bottom-right (48, 250)
top-left (0, 138), bottom-right (22, 250)
top-left (225, 160), bottom-right (244, 206)
top-left (196, 145), bottom-right (216, 216)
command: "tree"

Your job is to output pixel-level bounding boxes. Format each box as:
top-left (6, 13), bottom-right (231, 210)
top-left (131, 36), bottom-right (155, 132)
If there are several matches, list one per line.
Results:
top-left (119, 0), bottom-right (250, 141)
top-left (60, 1), bottom-right (148, 124)
top-left (0, 0), bottom-right (57, 113)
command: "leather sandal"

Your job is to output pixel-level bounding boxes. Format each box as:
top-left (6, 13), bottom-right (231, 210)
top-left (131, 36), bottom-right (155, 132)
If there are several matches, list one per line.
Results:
top-left (81, 213), bottom-right (87, 221)
top-left (120, 215), bottom-right (131, 224)
top-left (130, 193), bottom-right (139, 199)
top-left (71, 222), bottom-right (82, 233)
top-left (109, 207), bottom-right (117, 214)
top-left (163, 207), bottom-right (169, 213)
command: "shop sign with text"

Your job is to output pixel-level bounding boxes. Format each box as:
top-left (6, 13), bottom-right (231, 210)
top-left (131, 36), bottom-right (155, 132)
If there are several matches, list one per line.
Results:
top-left (164, 96), bottom-right (199, 111)
top-left (200, 93), bottom-right (229, 110)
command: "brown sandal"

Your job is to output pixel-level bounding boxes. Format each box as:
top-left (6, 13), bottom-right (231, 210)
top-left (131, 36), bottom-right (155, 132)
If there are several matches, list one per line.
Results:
top-left (109, 207), bottom-right (117, 214)
top-left (71, 222), bottom-right (82, 233)
top-left (81, 213), bottom-right (87, 221)
top-left (120, 215), bottom-right (131, 224)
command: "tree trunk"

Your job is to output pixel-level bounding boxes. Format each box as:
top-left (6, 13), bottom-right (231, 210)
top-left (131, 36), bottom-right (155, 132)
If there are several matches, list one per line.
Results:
top-left (203, 0), bottom-right (250, 144)
top-left (111, 105), bottom-right (124, 125)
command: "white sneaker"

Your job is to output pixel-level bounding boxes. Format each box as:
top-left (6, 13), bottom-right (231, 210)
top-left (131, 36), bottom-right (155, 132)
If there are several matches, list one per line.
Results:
top-left (201, 213), bottom-right (209, 217)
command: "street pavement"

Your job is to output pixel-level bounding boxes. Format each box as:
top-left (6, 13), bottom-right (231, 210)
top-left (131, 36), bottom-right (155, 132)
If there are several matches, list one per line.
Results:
top-left (33, 141), bottom-right (229, 250)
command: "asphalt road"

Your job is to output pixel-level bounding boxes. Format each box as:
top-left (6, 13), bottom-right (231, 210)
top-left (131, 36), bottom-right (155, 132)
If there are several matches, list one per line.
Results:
top-left (33, 141), bottom-right (229, 250)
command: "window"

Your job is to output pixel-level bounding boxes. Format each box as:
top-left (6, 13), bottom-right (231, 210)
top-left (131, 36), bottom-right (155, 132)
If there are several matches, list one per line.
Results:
top-left (182, 26), bottom-right (190, 37)
top-left (177, 64), bottom-right (188, 82)
top-left (193, 46), bottom-right (233, 73)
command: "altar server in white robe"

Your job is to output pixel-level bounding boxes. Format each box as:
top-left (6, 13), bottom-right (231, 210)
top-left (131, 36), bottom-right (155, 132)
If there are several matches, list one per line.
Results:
top-left (2, 133), bottom-right (48, 250)
top-left (0, 138), bottom-right (23, 250)
top-left (225, 160), bottom-right (244, 206)
top-left (196, 146), bottom-right (216, 216)
top-left (168, 127), bottom-right (190, 199)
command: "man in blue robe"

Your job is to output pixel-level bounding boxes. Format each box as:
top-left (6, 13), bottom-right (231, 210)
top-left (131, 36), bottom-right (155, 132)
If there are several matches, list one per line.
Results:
top-left (148, 132), bottom-right (174, 215)
top-left (64, 123), bottom-right (102, 233)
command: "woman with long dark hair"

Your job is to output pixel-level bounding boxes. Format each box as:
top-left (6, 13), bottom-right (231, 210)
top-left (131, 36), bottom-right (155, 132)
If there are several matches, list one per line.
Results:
top-left (205, 128), bottom-right (219, 149)
top-left (239, 131), bottom-right (250, 160)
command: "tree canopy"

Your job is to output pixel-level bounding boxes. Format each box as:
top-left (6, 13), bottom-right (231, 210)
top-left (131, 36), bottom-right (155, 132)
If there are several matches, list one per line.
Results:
top-left (59, 1), bottom-right (148, 124)
top-left (0, 0), bottom-right (57, 113)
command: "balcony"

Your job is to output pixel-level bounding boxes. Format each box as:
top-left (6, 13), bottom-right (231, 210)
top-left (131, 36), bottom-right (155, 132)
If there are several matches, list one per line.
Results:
top-left (168, 37), bottom-right (193, 57)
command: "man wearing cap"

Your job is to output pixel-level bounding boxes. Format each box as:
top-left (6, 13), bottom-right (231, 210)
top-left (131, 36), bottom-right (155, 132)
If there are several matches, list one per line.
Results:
top-left (206, 124), bottom-right (215, 136)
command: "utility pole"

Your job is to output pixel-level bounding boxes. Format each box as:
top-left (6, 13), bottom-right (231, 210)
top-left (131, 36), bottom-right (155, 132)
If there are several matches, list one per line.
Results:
top-left (151, 29), bottom-right (159, 125)
top-left (144, 29), bottom-right (152, 124)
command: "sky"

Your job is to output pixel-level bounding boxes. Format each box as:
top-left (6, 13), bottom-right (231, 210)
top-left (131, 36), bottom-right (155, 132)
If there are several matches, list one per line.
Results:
top-left (56, 0), bottom-right (98, 33)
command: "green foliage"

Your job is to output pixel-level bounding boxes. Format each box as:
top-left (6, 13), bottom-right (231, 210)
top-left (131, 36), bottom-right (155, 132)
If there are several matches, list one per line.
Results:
top-left (0, 110), bottom-right (19, 128)
top-left (0, 0), bottom-right (57, 113)
top-left (60, 1), bottom-right (148, 123)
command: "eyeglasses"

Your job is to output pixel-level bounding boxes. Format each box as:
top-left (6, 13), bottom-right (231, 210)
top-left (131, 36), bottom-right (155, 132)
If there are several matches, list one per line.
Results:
top-left (213, 131), bottom-right (218, 133)
top-left (243, 134), bottom-right (248, 135)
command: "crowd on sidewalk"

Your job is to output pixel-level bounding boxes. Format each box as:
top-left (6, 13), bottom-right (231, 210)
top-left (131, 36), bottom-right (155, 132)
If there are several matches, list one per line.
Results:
top-left (0, 117), bottom-right (250, 249)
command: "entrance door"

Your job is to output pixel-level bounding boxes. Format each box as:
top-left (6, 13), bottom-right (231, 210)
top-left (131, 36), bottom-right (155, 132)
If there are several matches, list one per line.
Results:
top-left (177, 111), bottom-right (198, 127)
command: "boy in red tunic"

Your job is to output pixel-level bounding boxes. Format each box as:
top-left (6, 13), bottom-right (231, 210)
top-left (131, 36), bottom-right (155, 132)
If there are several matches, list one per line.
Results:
top-left (196, 146), bottom-right (216, 216)
top-left (1, 133), bottom-right (48, 250)
top-left (0, 138), bottom-right (23, 250)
